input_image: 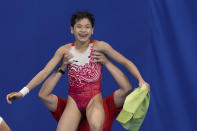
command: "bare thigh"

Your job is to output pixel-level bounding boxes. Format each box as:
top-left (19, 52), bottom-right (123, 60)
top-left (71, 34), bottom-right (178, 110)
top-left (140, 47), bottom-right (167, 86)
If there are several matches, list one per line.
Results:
top-left (56, 96), bottom-right (82, 131)
top-left (86, 93), bottom-right (105, 131)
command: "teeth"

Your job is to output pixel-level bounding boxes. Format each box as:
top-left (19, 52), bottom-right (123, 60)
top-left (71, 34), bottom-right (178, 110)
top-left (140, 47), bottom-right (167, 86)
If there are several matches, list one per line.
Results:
top-left (79, 34), bottom-right (88, 37)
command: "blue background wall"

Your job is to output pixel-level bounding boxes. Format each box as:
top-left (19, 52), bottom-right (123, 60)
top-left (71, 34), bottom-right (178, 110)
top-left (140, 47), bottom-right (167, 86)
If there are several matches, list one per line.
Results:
top-left (0, 0), bottom-right (197, 131)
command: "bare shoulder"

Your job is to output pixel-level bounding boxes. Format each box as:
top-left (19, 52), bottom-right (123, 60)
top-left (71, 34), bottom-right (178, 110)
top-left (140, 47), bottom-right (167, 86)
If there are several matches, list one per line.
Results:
top-left (56, 43), bottom-right (72, 54)
top-left (93, 40), bottom-right (110, 47)
top-left (62, 43), bottom-right (72, 50)
top-left (93, 40), bottom-right (111, 51)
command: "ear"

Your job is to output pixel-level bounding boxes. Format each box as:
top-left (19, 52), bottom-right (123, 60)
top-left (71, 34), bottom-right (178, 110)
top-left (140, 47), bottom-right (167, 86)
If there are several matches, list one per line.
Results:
top-left (70, 26), bottom-right (74, 34)
top-left (92, 28), bottom-right (94, 35)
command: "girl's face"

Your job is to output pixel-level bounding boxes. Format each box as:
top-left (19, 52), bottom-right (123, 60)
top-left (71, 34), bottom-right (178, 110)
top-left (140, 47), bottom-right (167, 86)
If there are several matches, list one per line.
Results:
top-left (71, 18), bottom-right (94, 43)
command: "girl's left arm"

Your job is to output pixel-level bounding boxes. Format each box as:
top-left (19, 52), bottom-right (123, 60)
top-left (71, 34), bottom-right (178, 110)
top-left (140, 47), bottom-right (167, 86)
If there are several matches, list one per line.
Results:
top-left (95, 41), bottom-right (148, 87)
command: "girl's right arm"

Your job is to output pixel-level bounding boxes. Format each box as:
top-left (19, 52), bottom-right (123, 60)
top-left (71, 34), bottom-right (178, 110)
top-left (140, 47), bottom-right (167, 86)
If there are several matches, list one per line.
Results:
top-left (6, 45), bottom-right (68, 104)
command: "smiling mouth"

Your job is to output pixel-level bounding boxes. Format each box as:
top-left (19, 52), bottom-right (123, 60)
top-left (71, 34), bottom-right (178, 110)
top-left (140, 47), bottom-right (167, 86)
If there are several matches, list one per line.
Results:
top-left (79, 34), bottom-right (88, 38)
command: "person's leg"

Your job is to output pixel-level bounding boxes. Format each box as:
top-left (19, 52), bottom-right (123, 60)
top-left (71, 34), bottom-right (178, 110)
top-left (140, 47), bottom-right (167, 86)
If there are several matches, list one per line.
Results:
top-left (56, 96), bottom-right (82, 131)
top-left (0, 117), bottom-right (11, 131)
top-left (86, 93), bottom-right (105, 131)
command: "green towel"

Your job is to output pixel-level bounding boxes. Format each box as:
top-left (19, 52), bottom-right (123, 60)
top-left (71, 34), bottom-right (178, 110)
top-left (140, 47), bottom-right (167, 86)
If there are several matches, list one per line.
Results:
top-left (116, 84), bottom-right (150, 131)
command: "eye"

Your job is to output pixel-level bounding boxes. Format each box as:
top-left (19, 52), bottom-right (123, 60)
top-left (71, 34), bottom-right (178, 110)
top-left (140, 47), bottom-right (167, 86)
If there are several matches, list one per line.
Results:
top-left (86, 26), bottom-right (91, 29)
top-left (76, 25), bottom-right (82, 28)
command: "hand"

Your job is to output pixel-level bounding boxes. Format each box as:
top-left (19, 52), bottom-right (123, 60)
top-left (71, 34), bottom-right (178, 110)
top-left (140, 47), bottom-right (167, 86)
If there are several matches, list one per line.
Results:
top-left (6, 92), bottom-right (23, 104)
top-left (92, 51), bottom-right (109, 65)
top-left (60, 53), bottom-right (73, 70)
top-left (139, 80), bottom-right (150, 92)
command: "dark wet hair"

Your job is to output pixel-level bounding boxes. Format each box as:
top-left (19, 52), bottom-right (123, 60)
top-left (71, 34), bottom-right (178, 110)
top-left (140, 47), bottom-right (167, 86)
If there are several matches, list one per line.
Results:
top-left (70, 11), bottom-right (95, 27)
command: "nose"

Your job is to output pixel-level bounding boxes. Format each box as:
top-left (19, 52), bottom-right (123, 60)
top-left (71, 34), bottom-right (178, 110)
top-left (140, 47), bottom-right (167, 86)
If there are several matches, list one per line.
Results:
top-left (80, 27), bottom-right (87, 32)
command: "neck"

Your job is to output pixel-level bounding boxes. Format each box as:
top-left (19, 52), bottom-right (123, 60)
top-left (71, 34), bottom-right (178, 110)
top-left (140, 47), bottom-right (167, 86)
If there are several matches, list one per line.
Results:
top-left (75, 40), bottom-right (90, 48)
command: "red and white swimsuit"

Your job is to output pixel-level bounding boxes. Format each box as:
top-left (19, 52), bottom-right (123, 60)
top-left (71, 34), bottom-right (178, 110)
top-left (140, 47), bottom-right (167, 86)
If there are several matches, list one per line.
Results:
top-left (68, 40), bottom-right (102, 113)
